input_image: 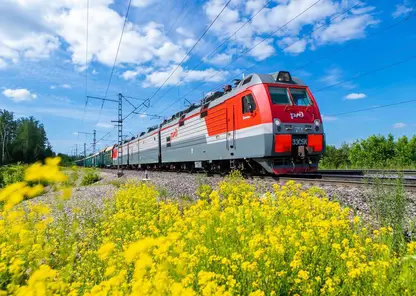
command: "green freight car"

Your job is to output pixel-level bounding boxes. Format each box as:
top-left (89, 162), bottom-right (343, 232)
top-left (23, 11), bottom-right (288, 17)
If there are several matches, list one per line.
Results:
top-left (103, 145), bottom-right (114, 167)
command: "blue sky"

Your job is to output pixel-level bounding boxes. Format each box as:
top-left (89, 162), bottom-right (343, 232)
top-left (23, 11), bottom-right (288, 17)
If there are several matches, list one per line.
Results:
top-left (0, 0), bottom-right (415, 154)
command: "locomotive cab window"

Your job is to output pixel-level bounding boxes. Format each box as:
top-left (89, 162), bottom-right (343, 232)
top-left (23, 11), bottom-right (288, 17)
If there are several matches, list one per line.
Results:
top-left (290, 88), bottom-right (312, 106)
top-left (269, 87), bottom-right (291, 105)
top-left (242, 94), bottom-right (257, 114)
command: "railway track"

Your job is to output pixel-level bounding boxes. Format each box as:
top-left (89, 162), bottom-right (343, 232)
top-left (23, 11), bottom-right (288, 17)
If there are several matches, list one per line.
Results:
top-left (317, 169), bottom-right (416, 176)
top-left (99, 168), bottom-right (416, 191)
top-left (277, 176), bottom-right (416, 191)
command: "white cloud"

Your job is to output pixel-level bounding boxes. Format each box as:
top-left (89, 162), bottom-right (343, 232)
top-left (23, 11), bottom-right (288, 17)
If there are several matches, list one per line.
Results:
top-left (0, 0), bottom-right (61, 65)
top-left (176, 27), bottom-right (193, 38)
top-left (143, 65), bottom-right (228, 88)
top-left (132, 0), bottom-right (157, 8)
top-left (203, 0), bottom-right (378, 62)
top-left (250, 38), bottom-right (275, 60)
top-left (96, 122), bottom-right (114, 129)
top-left (252, 0), bottom-right (339, 36)
top-left (208, 53), bottom-right (232, 65)
top-left (122, 70), bottom-right (139, 81)
top-left (319, 68), bottom-right (356, 89)
top-left (0, 0), bottom-right (187, 70)
top-left (278, 37), bottom-right (308, 54)
top-left (122, 66), bottom-right (153, 80)
top-left (0, 58), bottom-right (7, 69)
top-left (322, 115), bottom-right (337, 122)
top-left (313, 14), bottom-right (379, 45)
top-left (345, 93), bottom-right (366, 100)
top-left (393, 122), bottom-right (407, 128)
top-left (2, 88), bottom-right (37, 102)
top-left (50, 84), bottom-right (71, 89)
top-left (392, 3), bottom-right (413, 18)
top-left (92, 69), bottom-right (98, 75)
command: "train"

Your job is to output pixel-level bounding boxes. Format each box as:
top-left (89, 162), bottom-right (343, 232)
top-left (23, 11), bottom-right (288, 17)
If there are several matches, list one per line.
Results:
top-left (75, 71), bottom-right (325, 175)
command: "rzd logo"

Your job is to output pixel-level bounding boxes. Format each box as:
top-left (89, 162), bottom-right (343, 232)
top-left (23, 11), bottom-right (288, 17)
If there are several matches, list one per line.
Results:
top-left (170, 128), bottom-right (178, 139)
top-left (290, 112), bottom-right (304, 120)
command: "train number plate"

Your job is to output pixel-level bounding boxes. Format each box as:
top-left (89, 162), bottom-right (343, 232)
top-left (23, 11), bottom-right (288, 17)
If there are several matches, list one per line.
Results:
top-left (292, 136), bottom-right (307, 146)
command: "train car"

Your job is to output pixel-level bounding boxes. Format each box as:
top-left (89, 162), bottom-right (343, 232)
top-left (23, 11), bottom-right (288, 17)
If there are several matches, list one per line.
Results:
top-left (155, 71), bottom-right (324, 174)
top-left (112, 145), bottom-right (119, 167)
top-left (137, 125), bottom-right (160, 166)
top-left (96, 150), bottom-right (105, 167)
top-left (103, 145), bottom-right (114, 167)
top-left (128, 137), bottom-right (140, 167)
top-left (84, 154), bottom-right (94, 167)
top-left (76, 71), bottom-right (324, 175)
top-left (121, 141), bottom-right (130, 166)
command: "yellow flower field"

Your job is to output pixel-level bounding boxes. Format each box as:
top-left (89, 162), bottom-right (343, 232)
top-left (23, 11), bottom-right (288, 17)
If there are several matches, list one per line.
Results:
top-left (0, 158), bottom-right (415, 295)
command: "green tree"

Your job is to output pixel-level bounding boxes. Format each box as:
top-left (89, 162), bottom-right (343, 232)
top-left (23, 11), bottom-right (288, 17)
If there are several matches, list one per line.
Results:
top-left (394, 136), bottom-right (413, 166)
top-left (11, 117), bottom-right (50, 163)
top-left (0, 110), bottom-right (15, 165)
top-left (349, 134), bottom-right (396, 168)
top-left (321, 143), bottom-right (351, 168)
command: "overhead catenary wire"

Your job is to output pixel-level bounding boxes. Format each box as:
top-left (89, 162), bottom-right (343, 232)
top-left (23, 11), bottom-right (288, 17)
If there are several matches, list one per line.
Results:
top-left (153, 0), bottom-right (273, 106)
top-left (165, 0), bottom-right (190, 37)
top-left (313, 53), bottom-right (416, 93)
top-left (122, 0), bottom-right (233, 123)
top-left (143, 0), bottom-right (233, 106)
top-left (95, 0), bottom-right (133, 126)
top-left (328, 99), bottom-right (416, 117)
top-left (81, 0), bottom-right (90, 124)
top-left (157, 0), bottom-right (344, 114)
top-left (293, 11), bottom-right (416, 72)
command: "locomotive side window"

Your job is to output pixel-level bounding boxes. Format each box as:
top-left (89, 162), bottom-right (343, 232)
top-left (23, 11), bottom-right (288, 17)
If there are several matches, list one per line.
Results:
top-left (290, 88), bottom-right (312, 106)
top-left (242, 94), bottom-right (257, 114)
top-left (268, 87), bottom-right (291, 105)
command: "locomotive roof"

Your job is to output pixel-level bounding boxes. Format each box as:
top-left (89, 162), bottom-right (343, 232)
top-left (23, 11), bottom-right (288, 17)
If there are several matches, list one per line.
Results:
top-left (137, 71), bottom-right (306, 139)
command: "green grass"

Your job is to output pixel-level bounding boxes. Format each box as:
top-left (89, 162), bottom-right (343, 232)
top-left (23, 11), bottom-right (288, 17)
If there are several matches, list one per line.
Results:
top-left (80, 169), bottom-right (101, 186)
top-left (0, 165), bottom-right (26, 188)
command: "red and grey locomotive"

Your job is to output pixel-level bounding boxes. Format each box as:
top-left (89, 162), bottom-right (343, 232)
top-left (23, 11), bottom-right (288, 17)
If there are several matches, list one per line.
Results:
top-left (79, 71), bottom-right (325, 175)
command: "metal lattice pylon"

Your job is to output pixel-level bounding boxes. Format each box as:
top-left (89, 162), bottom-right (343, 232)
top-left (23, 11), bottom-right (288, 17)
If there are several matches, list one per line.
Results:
top-left (117, 93), bottom-right (123, 177)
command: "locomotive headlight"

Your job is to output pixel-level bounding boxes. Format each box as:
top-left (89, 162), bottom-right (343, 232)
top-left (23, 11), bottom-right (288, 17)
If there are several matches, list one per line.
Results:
top-left (274, 118), bottom-right (281, 126)
top-left (314, 119), bottom-right (320, 132)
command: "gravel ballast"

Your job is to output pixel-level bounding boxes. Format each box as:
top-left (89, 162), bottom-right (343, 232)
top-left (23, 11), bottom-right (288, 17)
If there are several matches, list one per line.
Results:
top-left (28, 169), bottom-right (416, 226)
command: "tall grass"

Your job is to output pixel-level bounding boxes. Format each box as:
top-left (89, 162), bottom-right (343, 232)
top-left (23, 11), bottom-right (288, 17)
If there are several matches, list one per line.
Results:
top-left (1, 159), bottom-right (416, 295)
top-left (369, 174), bottom-right (409, 251)
top-left (0, 165), bottom-right (25, 188)
top-left (80, 168), bottom-right (101, 186)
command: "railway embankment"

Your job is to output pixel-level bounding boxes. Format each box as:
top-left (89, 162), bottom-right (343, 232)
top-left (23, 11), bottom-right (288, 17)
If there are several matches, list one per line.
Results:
top-left (30, 168), bottom-right (416, 230)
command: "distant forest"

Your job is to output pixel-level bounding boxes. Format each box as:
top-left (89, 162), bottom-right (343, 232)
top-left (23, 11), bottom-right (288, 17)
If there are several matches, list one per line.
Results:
top-left (2, 108), bottom-right (415, 169)
top-left (0, 109), bottom-right (54, 165)
top-left (321, 134), bottom-right (416, 169)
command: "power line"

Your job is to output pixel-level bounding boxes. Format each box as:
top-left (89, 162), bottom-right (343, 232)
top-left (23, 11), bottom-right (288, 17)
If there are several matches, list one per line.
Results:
top-left (144, 0), bottom-right (233, 107)
top-left (165, 0), bottom-right (190, 36)
top-left (158, 0), bottom-right (341, 114)
top-left (314, 53), bottom-right (416, 93)
top-left (153, 0), bottom-right (273, 107)
top-left (95, 0), bottom-right (133, 126)
top-left (293, 13), bottom-right (415, 73)
top-left (81, 0), bottom-right (90, 124)
top-left (406, 3), bottom-right (416, 20)
top-left (328, 99), bottom-right (416, 117)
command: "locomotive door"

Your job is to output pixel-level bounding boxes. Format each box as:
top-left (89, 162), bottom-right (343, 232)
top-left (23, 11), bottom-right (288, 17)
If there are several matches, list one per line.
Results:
top-left (226, 105), bottom-right (236, 151)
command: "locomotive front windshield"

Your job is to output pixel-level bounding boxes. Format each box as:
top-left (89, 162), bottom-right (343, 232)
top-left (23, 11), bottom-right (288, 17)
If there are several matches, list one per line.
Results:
top-left (289, 88), bottom-right (312, 106)
top-left (268, 86), bottom-right (312, 106)
top-left (269, 87), bottom-right (291, 104)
